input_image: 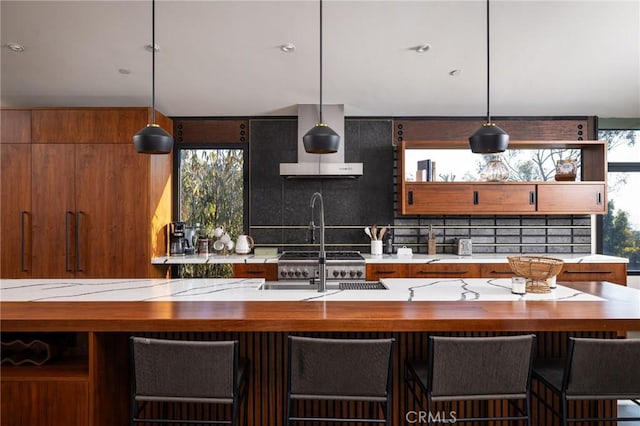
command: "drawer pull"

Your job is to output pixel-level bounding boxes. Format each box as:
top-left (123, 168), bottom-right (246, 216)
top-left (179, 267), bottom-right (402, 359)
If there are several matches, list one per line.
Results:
top-left (596, 192), bottom-right (603, 205)
top-left (377, 270), bottom-right (397, 275)
top-left (408, 191), bottom-right (414, 205)
top-left (473, 191), bottom-right (479, 205)
top-left (490, 270), bottom-right (513, 275)
top-left (417, 270), bottom-right (468, 275)
top-left (529, 191), bottom-right (536, 205)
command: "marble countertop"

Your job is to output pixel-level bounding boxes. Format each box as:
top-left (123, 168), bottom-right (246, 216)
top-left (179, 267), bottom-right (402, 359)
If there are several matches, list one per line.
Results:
top-left (0, 278), bottom-right (605, 302)
top-left (151, 253), bottom-right (628, 265)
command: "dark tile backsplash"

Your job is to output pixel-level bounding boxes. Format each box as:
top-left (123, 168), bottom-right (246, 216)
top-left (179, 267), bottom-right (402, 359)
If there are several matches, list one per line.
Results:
top-left (248, 118), bottom-right (592, 255)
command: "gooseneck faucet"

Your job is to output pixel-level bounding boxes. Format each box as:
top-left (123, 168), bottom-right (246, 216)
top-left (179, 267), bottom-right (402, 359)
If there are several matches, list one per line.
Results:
top-left (309, 192), bottom-right (327, 292)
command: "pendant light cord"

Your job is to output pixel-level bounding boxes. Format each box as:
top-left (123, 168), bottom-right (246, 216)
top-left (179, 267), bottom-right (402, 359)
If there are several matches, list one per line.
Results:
top-left (485, 0), bottom-right (491, 123)
top-left (151, 0), bottom-right (157, 125)
top-left (319, 0), bottom-right (324, 124)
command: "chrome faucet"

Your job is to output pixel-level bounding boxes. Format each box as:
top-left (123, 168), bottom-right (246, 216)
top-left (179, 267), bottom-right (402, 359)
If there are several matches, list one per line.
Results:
top-left (309, 192), bottom-right (327, 292)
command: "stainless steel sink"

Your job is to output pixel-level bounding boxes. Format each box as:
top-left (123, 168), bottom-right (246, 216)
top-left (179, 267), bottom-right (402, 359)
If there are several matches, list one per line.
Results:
top-left (260, 281), bottom-right (387, 291)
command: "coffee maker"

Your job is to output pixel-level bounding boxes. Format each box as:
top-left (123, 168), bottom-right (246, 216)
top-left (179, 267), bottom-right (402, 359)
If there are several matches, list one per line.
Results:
top-left (168, 222), bottom-right (189, 256)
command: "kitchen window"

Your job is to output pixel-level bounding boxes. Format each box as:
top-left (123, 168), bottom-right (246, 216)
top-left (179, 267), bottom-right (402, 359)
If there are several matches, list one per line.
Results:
top-left (173, 144), bottom-right (248, 277)
top-left (597, 122), bottom-right (640, 273)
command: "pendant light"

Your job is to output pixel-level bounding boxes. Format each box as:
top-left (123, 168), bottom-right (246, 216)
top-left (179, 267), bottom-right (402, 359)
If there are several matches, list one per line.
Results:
top-left (468, 0), bottom-right (509, 154)
top-left (303, 0), bottom-right (339, 154)
top-left (133, 0), bottom-right (173, 154)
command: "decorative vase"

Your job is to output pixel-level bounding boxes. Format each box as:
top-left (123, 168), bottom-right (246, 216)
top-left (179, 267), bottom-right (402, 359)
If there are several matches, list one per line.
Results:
top-left (481, 154), bottom-right (510, 182)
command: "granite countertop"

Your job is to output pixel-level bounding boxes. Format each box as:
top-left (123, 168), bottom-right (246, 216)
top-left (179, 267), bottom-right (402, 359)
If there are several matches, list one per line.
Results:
top-left (0, 278), bottom-right (606, 302)
top-left (151, 253), bottom-right (628, 265)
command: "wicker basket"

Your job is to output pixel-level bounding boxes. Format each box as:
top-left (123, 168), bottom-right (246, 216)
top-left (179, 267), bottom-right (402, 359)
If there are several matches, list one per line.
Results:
top-left (507, 256), bottom-right (564, 293)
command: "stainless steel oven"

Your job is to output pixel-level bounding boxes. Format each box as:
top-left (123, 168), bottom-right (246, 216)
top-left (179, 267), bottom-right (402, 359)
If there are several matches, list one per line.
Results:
top-left (277, 251), bottom-right (366, 281)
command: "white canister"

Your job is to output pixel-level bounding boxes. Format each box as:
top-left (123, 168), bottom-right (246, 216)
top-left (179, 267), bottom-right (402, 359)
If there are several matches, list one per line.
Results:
top-left (546, 276), bottom-right (557, 289)
top-left (370, 240), bottom-right (383, 255)
top-left (512, 277), bottom-right (526, 295)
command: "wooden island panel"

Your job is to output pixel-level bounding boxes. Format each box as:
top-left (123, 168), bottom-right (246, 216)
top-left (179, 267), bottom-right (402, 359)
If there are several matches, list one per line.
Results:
top-left (2, 282), bottom-right (639, 426)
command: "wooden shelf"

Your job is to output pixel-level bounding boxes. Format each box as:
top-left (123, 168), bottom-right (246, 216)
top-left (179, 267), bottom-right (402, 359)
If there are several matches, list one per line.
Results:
top-left (398, 140), bottom-right (607, 215)
top-left (1, 356), bottom-right (88, 382)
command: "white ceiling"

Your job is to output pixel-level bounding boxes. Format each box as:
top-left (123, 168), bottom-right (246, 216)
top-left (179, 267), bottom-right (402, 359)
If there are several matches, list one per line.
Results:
top-left (1, 0), bottom-right (639, 118)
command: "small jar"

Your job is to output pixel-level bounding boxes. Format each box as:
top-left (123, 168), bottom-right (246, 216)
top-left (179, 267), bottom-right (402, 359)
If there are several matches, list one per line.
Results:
top-left (481, 154), bottom-right (510, 182)
top-left (511, 277), bottom-right (526, 295)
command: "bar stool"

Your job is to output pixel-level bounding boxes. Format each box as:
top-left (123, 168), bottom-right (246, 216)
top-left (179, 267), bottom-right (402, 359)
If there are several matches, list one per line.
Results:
top-left (531, 337), bottom-right (640, 425)
top-left (130, 337), bottom-right (249, 426)
top-left (405, 334), bottom-right (536, 425)
top-left (286, 335), bottom-right (395, 425)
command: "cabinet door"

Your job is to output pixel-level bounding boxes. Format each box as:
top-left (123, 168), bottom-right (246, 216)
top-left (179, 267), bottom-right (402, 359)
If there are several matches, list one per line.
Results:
top-left (408, 263), bottom-right (480, 278)
top-left (31, 144), bottom-right (76, 278)
top-left (1, 381), bottom-right (88, 426)
top-left (403, 184), bottom-right (474, 214)
top-left (75, 144), bottom-right (149, 278)
top-left (558, 263), bottom-right (627, 286)
top-left (0, 110), bottom-right (31, 143)
top-left (233, 263), bottom-right (277, 281)
top-left (473, 184), bottom-right (536, 213)
top-left (1, 145), bottom-right (32, 277)
top-left (366, 263), bottom-right (408, 280)
top-left (479, 263), bottom-right (515, 279)
top-left (537, 183), bottom-right (606, 214)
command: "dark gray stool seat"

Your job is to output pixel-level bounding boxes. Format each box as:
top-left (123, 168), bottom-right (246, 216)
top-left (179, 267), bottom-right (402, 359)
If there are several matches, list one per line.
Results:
top-left (286, 335), bottom-right (395, 425)
top-left (531, 337), bottom-right (640, 425)
top-left (405, 334), bottom-right (536, 425)
top-left (130, 337), bottom-right (249, 425)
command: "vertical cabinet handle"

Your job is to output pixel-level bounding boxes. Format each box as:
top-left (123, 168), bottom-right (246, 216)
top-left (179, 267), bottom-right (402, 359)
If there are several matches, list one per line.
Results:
top-left (529, 191), bottom-right (536, 205)
top-left (65, 211), bottom-right (73, 272)
top-left (21, 211), bottom-right (29, 272)
top-left (473, 191), bottom-right (479, 205)
top-left (408, 191), bottom-right (414, 205)
top-left (76, 211), bottom-right (84, 272)
top-left (596, 192), bottom-right (602, 205)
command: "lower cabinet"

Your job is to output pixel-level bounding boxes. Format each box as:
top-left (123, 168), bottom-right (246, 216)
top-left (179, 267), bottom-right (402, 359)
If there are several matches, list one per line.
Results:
top-left (370, 262), bottom-right (627, 285)
top-left (232, 263), bottom-right (278, 281)
top-left (1, 381), bottom-right (88, 426)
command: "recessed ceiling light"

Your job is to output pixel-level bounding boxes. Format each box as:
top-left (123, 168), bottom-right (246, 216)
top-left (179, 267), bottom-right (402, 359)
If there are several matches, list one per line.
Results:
top-left (6, 43), bottom-right (25, 53)
top-left (145, 44), bottom-right (160, 53)
top-left (119, 68), bottom-right (132, 75)
top-left (449, 69), bottom-right (462, 76)
top-left (280, 43), bottom-right (295, 53)
top-left (414, 44), bottom-right (431, 53)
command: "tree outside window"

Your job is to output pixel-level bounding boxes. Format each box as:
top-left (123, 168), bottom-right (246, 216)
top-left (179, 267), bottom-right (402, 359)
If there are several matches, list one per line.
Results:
top-left (598, 128), bottom-right (639, 272)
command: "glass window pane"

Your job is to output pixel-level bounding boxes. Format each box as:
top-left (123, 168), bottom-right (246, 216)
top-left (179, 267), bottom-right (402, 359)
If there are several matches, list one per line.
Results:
top-left (404, 148), bottom-right (581, 182)
top-left (178, 148), bottom-right (244, 237)
top-left (604, 172), bottom-right (640, 271)
top-left (599, 130), bottom-right (640, 162)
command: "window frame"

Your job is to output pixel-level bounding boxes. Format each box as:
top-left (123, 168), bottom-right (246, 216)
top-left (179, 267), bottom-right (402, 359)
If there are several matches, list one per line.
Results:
top-left (172, 142), bottom-right (250, 234)
top-left (596, 118), bottom-right (640, 275)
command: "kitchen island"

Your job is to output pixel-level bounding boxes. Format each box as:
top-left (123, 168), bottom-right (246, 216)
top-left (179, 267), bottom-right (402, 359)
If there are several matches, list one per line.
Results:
top-left (2, 278), bottom-right (639, 426)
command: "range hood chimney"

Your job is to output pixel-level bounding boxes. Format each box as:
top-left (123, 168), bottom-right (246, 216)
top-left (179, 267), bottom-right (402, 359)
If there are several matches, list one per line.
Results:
top-left (279, 104), bottom-right (363, 178)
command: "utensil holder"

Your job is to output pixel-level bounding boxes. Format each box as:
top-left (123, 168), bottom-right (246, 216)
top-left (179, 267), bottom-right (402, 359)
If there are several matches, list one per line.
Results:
top-left (370, 240), bottom-right (382, 255)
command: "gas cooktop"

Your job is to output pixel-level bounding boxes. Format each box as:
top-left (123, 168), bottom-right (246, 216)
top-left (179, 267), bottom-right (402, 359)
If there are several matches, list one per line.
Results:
top-left (278, 251), bottom-right (364, 261)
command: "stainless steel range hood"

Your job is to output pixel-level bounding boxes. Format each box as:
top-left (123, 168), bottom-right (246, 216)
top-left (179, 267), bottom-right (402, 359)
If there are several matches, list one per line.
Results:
top-left (279, 104), bottom-right (363, 178)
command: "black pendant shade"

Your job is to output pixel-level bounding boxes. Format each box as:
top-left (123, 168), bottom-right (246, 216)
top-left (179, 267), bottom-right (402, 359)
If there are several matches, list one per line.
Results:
top-left (468, 0), bottom-right (508, 154)
top-left (134, 124), bottom-right (174, 154)
top-left (469, 123), bottom-right (509, 154)
top-left (303, 123), bottom-right (339, 154)
top-left (304, 0), bottom-right (340, 154)
top-left (134, 0), bottom-right (173, 154)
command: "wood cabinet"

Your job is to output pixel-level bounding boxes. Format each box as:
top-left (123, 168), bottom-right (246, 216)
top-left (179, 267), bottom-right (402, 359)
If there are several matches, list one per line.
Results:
top-left (0, 107), bottom-right (172, 278)
top-left (370, 261), bottom-right (627, 285)
top-left (367, 263), bottom-right (479, 280)
top-left (366, 263), bottom-right (409, 280)
top-left (0, 144), bottom-right (32, 277)
top-left (407, 263), bottom-right (480, 278)
top-left (398, 140), bottom-right (607, 215)
top-left (557, 263), bottom-right (627, 286)
top-left (0, 109), bottom-right (31, 143)
top-left (173, 119), bottom-right (249, 144)
top-left (232, 263), bottom-right (278, 281)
